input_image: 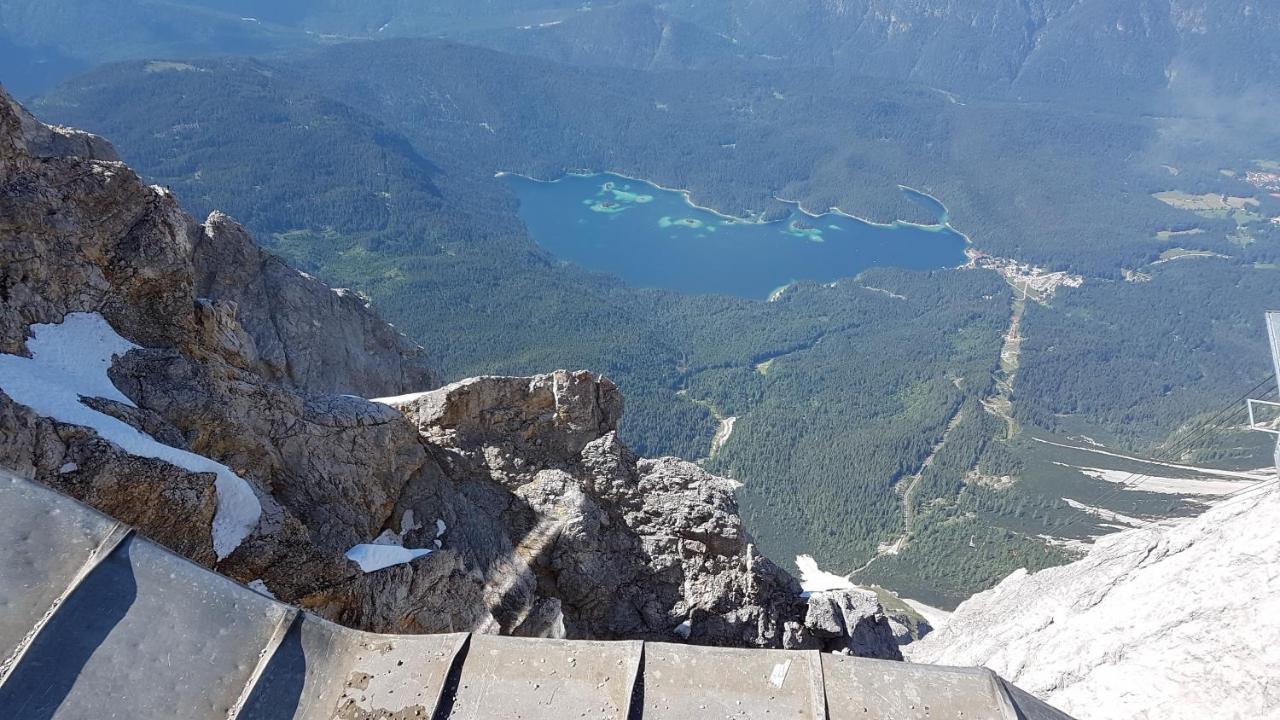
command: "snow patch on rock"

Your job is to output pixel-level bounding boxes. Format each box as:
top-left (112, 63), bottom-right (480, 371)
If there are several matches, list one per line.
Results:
top-left (796, 554), bottom-right (855, 594)
top-left (247, 579), bottom-right (275, 599)
top-left (345, 543), bottom-right (432, 573)
top-left (0, 313), bottom-right (261, 559)
top-left (399, 508), bottom-right (422, 534)
top-left (370, 390), bottom-right (432, 406)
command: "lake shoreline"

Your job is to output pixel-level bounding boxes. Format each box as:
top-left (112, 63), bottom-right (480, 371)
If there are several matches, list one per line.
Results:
top-left (497, 169), bottom-right (761, 223)
top-left (502, 169), bottom-right (969, 299)
top-left (497, 169), bottom-right (975, 256)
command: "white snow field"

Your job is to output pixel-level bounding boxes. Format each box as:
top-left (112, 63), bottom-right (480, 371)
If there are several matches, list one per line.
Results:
top-left (0, 313), bottom-right (261, 558)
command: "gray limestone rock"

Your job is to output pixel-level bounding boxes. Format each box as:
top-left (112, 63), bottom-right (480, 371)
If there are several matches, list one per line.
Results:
top-left (193, 212), bottom-right (438, 397)
top-left (396, 371), bottom-right (622, 483)
top-left (803, 589), bottom-right (903, 660)
top-left (3, 88), bottom-right (118, 162)
top-left (381, 372), bottom-right (880, 651)
top-left (0, 391), bottom-right (218, 565)
top-left (910, 483), bottom-right (1280, 719)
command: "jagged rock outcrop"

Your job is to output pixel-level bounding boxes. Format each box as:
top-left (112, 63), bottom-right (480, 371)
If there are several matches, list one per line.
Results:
top-left (194, 212), bottom-right (437, 396)
top-left (910, 483), bottom-right (1280, 719)
top-left (0, 80), bottom-right (438, 596)
top-left (366, 371), bottom-right (900, 653)
top-left (0, 86), bottom-right (431, 393)
top-left (0, 87), bottom-right (897, 654)
top-left (3, 91), bottom-right (118, 163)
top-left (805, 589), bottom-right (903, 659)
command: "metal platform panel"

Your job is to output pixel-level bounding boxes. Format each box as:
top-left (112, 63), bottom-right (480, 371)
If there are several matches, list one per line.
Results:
top-left (439, 634), bottom-right (642, 719)
top-left (240, 614), bottom-right (467, 720)
top-left (824, 653), bottom-right (1027, 720)
top-left (0, 469), bottom-right (1078, 720)
top-left (0, 471), bottom-right (126, 666)
top-left (640, 642), bottom-right (827, 719)
top-left (0, 532), bottom-right (293, 719)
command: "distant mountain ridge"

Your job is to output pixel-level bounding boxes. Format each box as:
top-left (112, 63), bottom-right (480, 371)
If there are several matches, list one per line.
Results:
top-left (8, 0), bottom-right (1275, 109)
top-left (658, 0), bottom-right (1280, 105)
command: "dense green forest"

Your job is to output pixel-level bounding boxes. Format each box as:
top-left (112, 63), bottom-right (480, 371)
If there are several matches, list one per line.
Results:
top-left (30, 37), bottom-right (1280, 606)
top-left (1017, 260), bottom-right (1280, 446)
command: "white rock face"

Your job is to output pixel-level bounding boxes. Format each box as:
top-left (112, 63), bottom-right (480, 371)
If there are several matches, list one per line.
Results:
top-left (909, 483), bottom-right (1280, 720)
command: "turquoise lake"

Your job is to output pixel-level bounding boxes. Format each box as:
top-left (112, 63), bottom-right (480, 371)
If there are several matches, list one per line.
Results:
top-left (504, 172), bottom-right (968, 299)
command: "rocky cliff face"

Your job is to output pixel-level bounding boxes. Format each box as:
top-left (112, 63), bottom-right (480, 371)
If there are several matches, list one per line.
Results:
top-left (0, 87), bottom-right (897, 656)
top-left (193, 212), bottom-right (437, 397)
top-left (910, 482), bottom-right (1280, 719)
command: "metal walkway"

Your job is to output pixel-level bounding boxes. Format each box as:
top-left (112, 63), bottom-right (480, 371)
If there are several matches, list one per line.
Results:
top-left (0, 470), bottom-right (1073, 719)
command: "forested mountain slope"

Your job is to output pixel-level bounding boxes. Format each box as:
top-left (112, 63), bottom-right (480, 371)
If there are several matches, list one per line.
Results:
top-left (0, 0), bottom-right (308, 82)
top-left (8, 0), bottom-right (1279, 112)
top-left (660, 0), bottom-right (1280, 107)
top-left (48, 39), bottom-right (1268, 274)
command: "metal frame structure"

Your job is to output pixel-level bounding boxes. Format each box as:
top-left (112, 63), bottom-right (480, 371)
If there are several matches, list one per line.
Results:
top-left (1247, 398), bottom-right (1280, 434)
top-left (1248, 311), bottom-right (1280, 463)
